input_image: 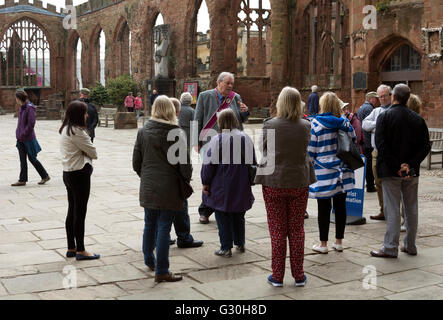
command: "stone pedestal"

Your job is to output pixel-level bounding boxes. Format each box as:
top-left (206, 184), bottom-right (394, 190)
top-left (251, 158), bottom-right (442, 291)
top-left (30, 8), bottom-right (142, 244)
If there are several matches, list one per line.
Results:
top-left (114, 112), bottom-right (138, 129)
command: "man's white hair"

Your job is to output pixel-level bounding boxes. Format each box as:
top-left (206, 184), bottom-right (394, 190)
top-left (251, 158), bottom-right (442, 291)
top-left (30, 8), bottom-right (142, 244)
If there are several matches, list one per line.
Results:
top-left (217, 72), bottom-right (235, 83)
top-left (180, 92), bottom-right (193, 105)
top-left (377, 84), bottom-right (392, 94)
top-left (311, 85), bottom-right (318, 92)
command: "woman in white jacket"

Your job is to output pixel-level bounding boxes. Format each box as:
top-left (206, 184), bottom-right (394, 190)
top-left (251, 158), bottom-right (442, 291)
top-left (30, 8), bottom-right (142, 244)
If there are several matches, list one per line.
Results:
top-left (60, 101), bottom-right (99, 261)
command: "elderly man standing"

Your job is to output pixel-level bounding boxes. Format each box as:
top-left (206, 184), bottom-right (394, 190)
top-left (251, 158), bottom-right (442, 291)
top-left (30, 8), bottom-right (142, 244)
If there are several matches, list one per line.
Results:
top-left (357, 92), bottom-right (380, 193)
top-left (307, 85), bottom-right (319, 115)
top-left (362, 85), bottom-right (392, 221)
top-left (78, 88), bottom-right (98, 143)
top-left (194, 72), bottom-right (250, 224)
top-left (370, 84), bottom-right (430, 258)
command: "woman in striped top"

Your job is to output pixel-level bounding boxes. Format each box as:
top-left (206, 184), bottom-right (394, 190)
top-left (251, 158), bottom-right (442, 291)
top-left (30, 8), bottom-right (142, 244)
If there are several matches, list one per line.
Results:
top-left (308, 92), bottom-right (356, 254)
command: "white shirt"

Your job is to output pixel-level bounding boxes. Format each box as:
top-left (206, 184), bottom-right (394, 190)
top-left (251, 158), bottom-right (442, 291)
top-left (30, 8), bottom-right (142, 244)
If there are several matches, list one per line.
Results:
top-left (362, 104), bottom-right (391, 151)
top-left (60, 126), bottom-right (97, 172)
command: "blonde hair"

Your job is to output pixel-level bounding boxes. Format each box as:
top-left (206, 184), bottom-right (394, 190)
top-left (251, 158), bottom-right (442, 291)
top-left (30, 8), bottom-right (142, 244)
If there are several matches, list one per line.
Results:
top-left (151, 95), bottom-right (177, 124)
top-left (276, 86), bottom-right (302, 121)
top-left (217, 109), bottom-right (239, 133)
top-left (319, 92), bottom-right (342, 117)
top-left (407, 94), bottom-right (422, 115)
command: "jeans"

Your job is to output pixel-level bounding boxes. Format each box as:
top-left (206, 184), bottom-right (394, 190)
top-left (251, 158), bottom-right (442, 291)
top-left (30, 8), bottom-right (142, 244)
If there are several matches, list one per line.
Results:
top-left (173, 200), bottom-right (194, 245)
top-left (143, 208), bottom-right (177, 275)
top-left (317, 192), bottom-right (347, 242)
top-left (214, 211), bottom-right (245, 250)
top-left (17, 141), bottom-right (48, 182)
top-left (136, 109), bottom-right (141, 119)
top-left (63, 164), bottom-right (92, 252)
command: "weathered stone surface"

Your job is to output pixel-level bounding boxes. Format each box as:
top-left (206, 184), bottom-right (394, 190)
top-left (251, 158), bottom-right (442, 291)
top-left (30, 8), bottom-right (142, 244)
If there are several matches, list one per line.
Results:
top-left (114, 112), bottom-right (138, 130)
top-left (0, 250), bottom-right (64, 268)
top-left (38, 284), bottom-right (127, 300)
top-left (376, 270), bottom-right (443, 293)
top-left (83, 263), bottom-right (148, 284)
top-left (118, 287), bottom-right (209, 300)
top-left (386, 285), bottom-right (443, 300)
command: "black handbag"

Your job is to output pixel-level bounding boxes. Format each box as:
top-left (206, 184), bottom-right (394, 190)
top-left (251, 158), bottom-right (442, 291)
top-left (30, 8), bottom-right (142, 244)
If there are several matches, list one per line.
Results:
top-left (336, 121), bottom-right (364, 170)
top-left (241, 147), bottom-right (257, 186)
top-left (178, 176), bottom-right (194, 199)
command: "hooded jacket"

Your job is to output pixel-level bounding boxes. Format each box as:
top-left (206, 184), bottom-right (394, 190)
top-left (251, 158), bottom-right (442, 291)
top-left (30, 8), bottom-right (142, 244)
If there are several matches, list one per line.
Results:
top-left (16, 101), bottom-right (37, 142)
top-left (308, 112), bottom-right (356, 199)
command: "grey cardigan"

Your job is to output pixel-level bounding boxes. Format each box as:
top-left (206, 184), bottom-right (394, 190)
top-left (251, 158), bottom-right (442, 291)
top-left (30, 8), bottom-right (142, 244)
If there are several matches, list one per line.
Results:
top-left (254, 117), bottom-right (316, 188)
top-left (132, 119), bottom-right (192, 211)
top-left (194, 89), bottom-right (250, 146)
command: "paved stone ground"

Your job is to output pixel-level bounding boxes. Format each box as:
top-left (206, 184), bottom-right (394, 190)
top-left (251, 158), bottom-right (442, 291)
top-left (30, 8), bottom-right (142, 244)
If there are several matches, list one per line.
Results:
top-left (1, 114), bottom-right (443, 300)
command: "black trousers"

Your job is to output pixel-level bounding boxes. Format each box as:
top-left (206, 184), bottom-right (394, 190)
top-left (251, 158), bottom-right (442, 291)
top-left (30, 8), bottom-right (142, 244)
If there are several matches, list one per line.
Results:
top-left (17, 141), bottom-right (48, 182)
top-left (363, 147), bottom-right (375, 189)
top-left (317, 192), bottom-right (347, 242)
top-left (63, 164), bottom-right (92, 252)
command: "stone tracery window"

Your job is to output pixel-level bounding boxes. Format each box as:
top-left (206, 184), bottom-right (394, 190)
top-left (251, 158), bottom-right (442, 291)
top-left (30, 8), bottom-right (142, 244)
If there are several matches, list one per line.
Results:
top-left (237, 0), bottom-right (271, 76)
top-left (302, 0), bottom-right (347, 87)
top-left (0, 19), bottom-right (50, 87)
top-left (382, 44), bottom-right (421, 72)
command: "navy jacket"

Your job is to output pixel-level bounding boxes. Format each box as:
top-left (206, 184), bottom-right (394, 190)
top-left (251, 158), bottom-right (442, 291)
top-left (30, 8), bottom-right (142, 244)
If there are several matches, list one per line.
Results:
top-left (308, 92), bottom-right (319, 115)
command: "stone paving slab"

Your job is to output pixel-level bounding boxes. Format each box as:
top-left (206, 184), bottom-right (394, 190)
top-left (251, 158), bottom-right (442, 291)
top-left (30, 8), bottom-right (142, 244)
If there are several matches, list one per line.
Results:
top-left (0, 293), bottom-right (41, 300)
top-left (5, 220), bottom-right (65, 233)
top-left (0, 242), bottom-right (43, 254)
top-left (420, 264), bottom-right (443, 276)
top-left (385, 285), bottom-right (443, 300)
top-left (188, 264), bottom-right (269, 284)
top-left (1, 270), bottom-right (97, 294)
top-left (118, 287), bottom-right (210, 300)
top-left (376, 270), bottom-right (443, 293)
top-left (0, 282), bottom-right (7, 296)
top-left (0, 250), bottom-right (64, 269)
top-left (37, 237), bottom-right (96, 250)
top-left (305, 261), bottom-right (382, 284)
top-left (192, 273), bottom-right (330, 300)
top-left (83, 263), bottom-right (148, 284)
top-left (0, 231), bottom-right (39, 245)
top-left (38, 284), bottom-right (127, 300)
top-left (284, 280), bottom-right (393, 300)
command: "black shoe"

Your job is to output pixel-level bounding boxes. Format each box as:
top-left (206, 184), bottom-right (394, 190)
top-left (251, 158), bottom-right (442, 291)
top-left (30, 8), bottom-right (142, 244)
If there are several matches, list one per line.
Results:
top-left (169, 239), bottom-right (176, 246)
top-left (199, 215), bottom-right (209, 224)
top-left (304, 212), bottom-right (309, 219)
top-left (235, 245), bottom-right (245, 253)
top-left (155, 272), bottom-right (183, 283)
top-left (177, 240), bottom-right (204, 248)
top-left (367, 186), bottom-right (377, 193)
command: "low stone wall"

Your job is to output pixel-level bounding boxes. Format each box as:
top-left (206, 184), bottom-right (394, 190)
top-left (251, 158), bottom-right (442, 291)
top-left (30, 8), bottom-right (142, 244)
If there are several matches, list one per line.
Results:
top-left (114, 112), bottom-right (137, 129)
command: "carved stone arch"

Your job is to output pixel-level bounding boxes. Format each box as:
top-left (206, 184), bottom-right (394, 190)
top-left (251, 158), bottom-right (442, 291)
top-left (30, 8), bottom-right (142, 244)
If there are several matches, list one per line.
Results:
top-left (66, 30), bottom-right (82, 92)
top-left (89, 24), bottom-right (105, 86)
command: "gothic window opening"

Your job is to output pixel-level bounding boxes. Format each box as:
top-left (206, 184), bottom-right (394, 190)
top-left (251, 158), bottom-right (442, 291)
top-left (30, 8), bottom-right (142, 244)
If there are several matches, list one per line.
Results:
top-left (98, 30), bottom-right (105, 86)
top-left (0, 19), bottom-right (50, 87)
top-left (302, 0), bottom-right (347, 88)
top-left (382, 44), bottom-right (421, 72)
top-left (76, 39), bottom-right (83, 89)
top-left (115, 20), bottom-right (130, 77)
top-left (237, 0), bottom-right (271, 77)
top-left (196, 0), bottom-right (210, 77)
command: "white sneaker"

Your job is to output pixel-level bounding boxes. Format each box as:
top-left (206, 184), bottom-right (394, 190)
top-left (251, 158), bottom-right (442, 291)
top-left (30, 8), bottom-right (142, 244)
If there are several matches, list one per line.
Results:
top-left (400, 225), bottom-right (406, 232)
top-left (332, 243), bottom-right (344, 252)
top-left (312, 244), bottom-right (328, 254)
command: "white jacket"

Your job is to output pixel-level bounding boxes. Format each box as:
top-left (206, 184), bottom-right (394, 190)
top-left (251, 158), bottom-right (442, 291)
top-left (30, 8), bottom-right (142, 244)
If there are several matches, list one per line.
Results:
top-left (362, 105), bottom-right (390, 151)
top-left (60, 126), bottom-right (97, 172)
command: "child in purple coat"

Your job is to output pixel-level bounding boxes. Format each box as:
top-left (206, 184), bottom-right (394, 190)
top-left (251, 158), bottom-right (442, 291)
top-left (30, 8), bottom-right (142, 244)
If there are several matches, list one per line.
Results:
top-left (201, 109), bottom-right (256, 257)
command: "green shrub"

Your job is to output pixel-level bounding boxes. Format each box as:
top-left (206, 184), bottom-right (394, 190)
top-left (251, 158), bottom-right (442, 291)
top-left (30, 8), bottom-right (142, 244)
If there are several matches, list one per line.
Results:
top-left (90, 82), bottom-right (110, 108)
top-left (106, 74), bottom-right (139, 109)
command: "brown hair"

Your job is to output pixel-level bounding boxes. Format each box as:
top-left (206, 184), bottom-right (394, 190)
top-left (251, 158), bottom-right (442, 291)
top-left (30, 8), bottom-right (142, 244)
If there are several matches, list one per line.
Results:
top-left (319, 92), bottom-right (342, 117)
top-left (276, 86), bottom-right (302, 121)
top-left (217, 109), bottom-right (239, 133)
top-left (170, 97), bottom-right (181, 115)
top-left (15, 90), bottom-right (28, 103)
top-left (59, 101), bottom-right (88, 136)
top-left (407, 94), bottom-right (422, 115)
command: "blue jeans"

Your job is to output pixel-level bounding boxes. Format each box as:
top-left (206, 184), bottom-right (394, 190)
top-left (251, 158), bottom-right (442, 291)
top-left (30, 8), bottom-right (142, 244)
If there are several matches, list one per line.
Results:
top-left (142, 208), bottom-right (177, 275)
top-left (173, 200), bottom-right (194, 245)
top-left (214, 211), bottom-right (246, 250)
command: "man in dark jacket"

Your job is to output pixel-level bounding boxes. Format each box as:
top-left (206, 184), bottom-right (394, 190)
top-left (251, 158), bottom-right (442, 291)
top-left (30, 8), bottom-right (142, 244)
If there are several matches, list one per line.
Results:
top-left (370, 84), bottom-right (431, 259)
top-left (357, 92), bottom-right (380, 192)
top-left (79, 88), bottom-right (98, 143)
top-left (307, 85), bottom-right (319, 115)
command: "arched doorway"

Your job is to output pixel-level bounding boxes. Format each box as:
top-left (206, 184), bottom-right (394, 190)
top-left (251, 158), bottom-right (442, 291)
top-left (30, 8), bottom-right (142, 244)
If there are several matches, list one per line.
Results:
top-left (369, 36), bottom-right (422, 95)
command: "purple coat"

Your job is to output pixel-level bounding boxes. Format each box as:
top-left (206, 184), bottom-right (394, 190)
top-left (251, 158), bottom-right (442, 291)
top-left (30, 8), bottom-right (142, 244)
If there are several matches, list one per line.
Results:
top-left (16, 101), bottom-right (37, 142)
top-left (201, 130), bottom-right (255, 213)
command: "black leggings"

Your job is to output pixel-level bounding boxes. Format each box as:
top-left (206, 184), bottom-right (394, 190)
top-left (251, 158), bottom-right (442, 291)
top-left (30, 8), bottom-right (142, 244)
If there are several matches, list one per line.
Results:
top-left (63, 164), bottom-right (92, 252)
top-left (317, 192), bottom-right (347, 242)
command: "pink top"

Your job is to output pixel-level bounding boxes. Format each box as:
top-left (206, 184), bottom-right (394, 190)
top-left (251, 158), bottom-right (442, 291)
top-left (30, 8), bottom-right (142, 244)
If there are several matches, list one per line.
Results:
top-left (125, 96), bottom-right (134, 108)
top-left (134, 96), bottom-right (143, 109)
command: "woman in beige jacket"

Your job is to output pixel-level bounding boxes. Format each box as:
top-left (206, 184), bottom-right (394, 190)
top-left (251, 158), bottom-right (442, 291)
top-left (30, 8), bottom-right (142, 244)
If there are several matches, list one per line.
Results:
top-left (255, 87), bottom-right (316, 287)
top-left (60, 101), bottom-right (99, 261)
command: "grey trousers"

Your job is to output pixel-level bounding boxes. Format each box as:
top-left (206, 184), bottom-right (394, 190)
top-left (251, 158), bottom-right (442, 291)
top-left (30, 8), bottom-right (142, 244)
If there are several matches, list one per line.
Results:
top-left (381, 176), bottom-right (419, 256)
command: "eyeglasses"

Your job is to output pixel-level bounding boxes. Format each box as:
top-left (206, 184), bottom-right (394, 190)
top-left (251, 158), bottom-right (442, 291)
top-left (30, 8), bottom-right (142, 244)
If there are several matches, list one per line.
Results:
top-left (379, 94), bottom-right (391, 99)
